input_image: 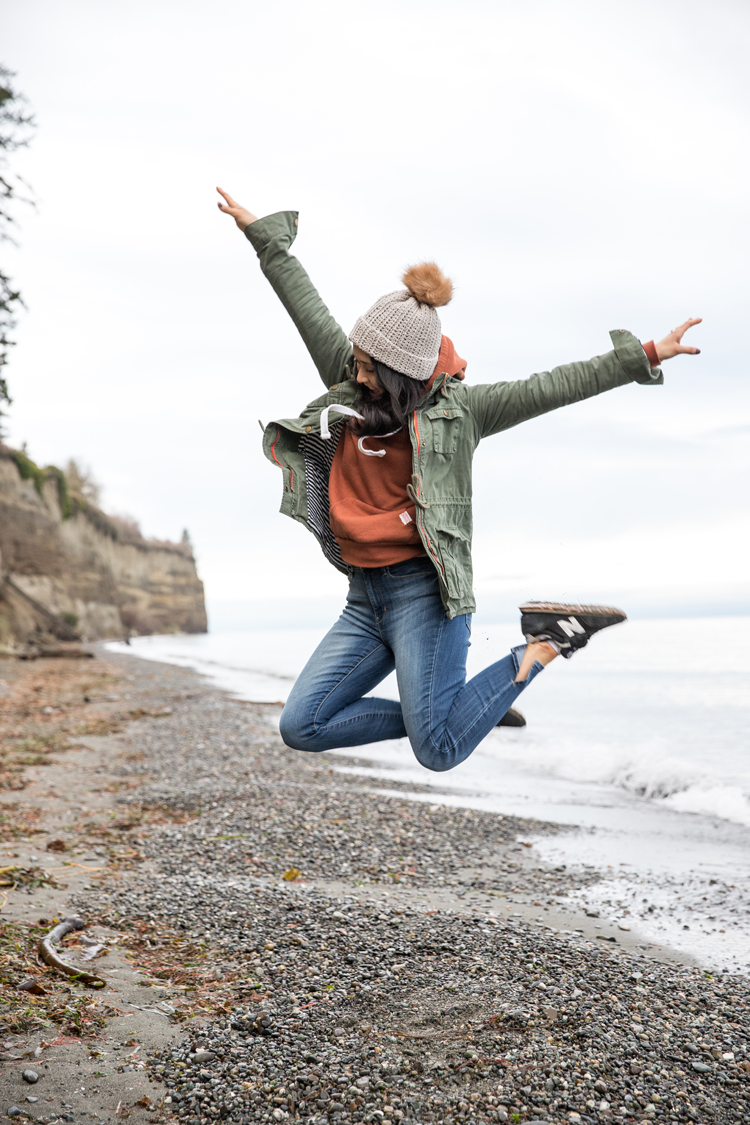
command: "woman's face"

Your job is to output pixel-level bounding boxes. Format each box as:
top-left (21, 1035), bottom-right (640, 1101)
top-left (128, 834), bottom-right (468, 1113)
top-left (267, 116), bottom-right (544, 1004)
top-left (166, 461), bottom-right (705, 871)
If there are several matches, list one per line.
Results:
top-left (352, 345), bottom-right (383, 397)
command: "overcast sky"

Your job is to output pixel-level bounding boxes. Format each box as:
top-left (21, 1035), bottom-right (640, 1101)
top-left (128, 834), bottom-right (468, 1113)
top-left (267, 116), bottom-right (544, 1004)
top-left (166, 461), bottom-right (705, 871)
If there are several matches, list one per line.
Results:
top-left (3, 0), bottom-right (749, 624)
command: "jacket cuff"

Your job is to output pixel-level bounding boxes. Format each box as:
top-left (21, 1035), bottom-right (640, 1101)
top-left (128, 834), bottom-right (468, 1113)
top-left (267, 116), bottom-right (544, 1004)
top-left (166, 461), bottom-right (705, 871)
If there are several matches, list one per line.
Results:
top-left (244, 210), bottom-right (299, 253)
top-left (641, 339), bottom-right (660, 368)
top-left (609, 328), bottom-right (664, 385)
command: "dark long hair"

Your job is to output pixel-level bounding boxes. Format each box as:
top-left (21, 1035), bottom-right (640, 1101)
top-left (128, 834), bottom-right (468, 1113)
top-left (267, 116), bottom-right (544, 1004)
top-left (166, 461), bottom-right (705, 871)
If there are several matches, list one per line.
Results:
top-left (348, 358), bottom-right (428, 437)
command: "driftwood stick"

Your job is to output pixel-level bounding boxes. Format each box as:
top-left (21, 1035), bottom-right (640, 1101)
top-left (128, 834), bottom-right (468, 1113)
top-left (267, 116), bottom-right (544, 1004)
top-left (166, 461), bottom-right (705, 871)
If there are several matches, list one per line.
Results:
top-left (39, 916), bottom-right (106, 988)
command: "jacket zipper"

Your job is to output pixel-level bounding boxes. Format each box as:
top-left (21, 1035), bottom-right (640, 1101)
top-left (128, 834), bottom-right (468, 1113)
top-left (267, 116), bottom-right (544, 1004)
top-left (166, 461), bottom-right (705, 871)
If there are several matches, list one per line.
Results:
top-left (271, 425), bottom-right (293, 492)
top-left (412, 410), bottom-right (445, 580)
top-left (270, 426), bottom-right (283, 467)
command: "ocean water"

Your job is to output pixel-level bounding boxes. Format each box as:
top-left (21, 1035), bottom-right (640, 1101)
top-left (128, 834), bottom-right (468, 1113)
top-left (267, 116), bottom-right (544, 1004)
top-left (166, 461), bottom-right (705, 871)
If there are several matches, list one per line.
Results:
top-left (106, 615), bottom-right (750, 971)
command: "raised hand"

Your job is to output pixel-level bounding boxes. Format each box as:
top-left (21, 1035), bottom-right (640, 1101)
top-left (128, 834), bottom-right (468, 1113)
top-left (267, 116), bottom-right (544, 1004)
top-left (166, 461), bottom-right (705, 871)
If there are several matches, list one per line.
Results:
top-left (216, 186), bottom-right (257, 232)
top-left (655, 317), bottom-right (702, 362)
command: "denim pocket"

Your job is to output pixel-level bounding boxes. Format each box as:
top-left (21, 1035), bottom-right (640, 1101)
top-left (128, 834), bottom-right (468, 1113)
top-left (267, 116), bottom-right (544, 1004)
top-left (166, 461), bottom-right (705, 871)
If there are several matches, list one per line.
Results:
top-left (387, 557), bottom-right (436, 580)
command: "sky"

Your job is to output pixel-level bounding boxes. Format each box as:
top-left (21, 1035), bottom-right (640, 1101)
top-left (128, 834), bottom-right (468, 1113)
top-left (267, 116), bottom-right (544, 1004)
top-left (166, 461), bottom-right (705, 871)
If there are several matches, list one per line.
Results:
top-left (3, 0), bottom-right (749, 626)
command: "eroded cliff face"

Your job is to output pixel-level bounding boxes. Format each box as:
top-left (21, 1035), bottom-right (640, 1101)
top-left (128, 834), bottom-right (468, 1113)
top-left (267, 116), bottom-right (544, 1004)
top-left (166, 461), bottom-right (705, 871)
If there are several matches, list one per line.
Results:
top-left (0, 447), bottom-right (207, 648)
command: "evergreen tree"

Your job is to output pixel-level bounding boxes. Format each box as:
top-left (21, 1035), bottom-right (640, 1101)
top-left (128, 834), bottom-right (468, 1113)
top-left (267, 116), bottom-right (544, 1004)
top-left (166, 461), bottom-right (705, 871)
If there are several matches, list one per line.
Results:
top-left (0, 65), bottom-right (35, 431)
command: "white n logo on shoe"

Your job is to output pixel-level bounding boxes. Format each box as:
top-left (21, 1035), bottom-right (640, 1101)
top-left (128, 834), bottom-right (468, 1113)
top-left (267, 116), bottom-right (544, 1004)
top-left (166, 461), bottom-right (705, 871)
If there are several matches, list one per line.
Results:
top-left (557, 617), bottom-right (586, 637)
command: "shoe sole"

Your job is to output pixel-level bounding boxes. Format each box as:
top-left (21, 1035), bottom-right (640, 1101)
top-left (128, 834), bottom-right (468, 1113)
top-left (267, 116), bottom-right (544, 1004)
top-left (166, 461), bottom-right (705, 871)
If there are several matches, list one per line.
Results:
top-left (496, 707), bottom-right (527, 728)
top-left (520, 601), bottom-right (627, 621)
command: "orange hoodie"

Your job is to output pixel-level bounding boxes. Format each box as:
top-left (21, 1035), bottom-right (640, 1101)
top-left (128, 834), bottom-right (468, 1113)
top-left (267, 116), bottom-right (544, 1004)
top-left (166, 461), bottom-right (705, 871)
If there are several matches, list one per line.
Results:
top-left (328, 336), bottom-right (467, 568)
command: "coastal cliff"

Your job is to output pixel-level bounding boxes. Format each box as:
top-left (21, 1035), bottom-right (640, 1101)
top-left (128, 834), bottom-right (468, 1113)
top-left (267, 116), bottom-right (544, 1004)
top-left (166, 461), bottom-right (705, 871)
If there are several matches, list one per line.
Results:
top-left (0, 444), bottom-right (207, 648)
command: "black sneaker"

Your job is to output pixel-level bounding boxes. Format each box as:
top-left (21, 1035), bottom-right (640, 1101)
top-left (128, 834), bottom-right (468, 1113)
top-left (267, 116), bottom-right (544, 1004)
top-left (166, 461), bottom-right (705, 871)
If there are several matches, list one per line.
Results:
top-left (497, 707), bottom-right (526, 728)
top-left (519, 601), bottom-right (627, 658)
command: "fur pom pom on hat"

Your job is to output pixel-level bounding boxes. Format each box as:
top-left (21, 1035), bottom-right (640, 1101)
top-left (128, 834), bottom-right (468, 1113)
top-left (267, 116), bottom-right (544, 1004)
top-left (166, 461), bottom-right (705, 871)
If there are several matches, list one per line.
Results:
top-left (401, 262), bottom-right (453, 308)
top-left (349, 261), bottom-right (453, 381)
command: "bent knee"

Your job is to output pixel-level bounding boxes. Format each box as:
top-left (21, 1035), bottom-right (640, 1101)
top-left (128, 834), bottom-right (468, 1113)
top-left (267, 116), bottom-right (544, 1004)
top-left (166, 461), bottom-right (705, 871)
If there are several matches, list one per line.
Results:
top-left (411, 741), bottom-right (460, 773)
top-left (279, 707), bottom-right (324, 753)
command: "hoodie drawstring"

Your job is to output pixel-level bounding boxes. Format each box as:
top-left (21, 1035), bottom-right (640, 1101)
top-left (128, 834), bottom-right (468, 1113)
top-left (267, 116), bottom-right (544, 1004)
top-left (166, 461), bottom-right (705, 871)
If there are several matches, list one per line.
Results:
top-left (357, 429), bottom-right (402, 457)
top-left (319, 405), bottom-right (402, 457)
top-left (319, 404), bottom-right (364, 439)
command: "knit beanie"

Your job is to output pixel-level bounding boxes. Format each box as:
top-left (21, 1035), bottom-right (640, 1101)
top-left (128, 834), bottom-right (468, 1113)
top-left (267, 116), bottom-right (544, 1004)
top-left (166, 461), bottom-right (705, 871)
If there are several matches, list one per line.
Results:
top-left (349, 263), bottom-right (453, 381)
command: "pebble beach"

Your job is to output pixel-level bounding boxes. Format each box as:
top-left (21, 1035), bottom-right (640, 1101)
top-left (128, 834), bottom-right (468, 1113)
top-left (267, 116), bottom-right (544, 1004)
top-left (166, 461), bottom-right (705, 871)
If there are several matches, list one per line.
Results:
top-left (0, 650), bottom-right (748, 1125)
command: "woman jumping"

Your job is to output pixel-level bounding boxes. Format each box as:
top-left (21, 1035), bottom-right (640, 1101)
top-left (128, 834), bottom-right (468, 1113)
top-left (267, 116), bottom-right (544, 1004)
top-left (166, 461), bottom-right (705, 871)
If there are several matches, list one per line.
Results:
top-left (218, 188), bottom-right (701, 773)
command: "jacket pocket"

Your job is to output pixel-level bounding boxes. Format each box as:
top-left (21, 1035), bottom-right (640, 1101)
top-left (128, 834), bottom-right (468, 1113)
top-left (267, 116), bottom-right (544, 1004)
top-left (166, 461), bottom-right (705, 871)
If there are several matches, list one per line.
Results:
top-left (424, 406), bottom-right (463, 454)
top-left (435, 524), bottom-right (473, 599)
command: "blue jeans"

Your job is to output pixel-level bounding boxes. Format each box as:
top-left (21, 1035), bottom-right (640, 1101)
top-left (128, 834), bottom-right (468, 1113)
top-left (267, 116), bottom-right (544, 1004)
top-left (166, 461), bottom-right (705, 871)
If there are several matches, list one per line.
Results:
top-left (279, 557), bottom-right (544, 772)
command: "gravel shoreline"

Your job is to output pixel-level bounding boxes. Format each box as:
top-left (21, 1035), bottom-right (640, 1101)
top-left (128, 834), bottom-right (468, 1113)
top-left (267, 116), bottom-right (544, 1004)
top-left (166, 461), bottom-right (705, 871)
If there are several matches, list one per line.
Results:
top-left (78, 652), bottom-right (749, 1125)
top-left (2, 650), bottom-right (749, 1124)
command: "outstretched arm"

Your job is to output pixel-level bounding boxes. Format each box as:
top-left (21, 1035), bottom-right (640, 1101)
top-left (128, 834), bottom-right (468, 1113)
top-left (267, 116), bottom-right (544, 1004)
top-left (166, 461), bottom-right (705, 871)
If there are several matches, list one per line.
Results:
top-left (217, 187), bottom-right (352, 390)
top-left (466, 322), bottom-right (701, 440)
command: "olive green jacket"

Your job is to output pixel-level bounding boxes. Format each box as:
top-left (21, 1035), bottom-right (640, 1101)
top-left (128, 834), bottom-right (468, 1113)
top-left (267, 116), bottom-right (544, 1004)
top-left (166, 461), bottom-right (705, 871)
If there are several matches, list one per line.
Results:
top-left (247, 211), bottom-right (663, 618)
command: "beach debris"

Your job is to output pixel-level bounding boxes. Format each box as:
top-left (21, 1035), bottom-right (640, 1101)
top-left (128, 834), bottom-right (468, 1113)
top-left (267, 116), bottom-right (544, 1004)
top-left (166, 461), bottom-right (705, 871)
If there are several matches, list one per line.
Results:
top-left (127, 705), bottom-right (172, 718)
top-left (125, 1001), bottom-right (173, 1017)
top-left (46, 839), bottom-right (68, 852)
top-left (282, 867), bottom-right (301, 881)
top-left (0, 865), bottom-right (60, 890)
top-left (78, 941), bottom-right (106, 961)
top-left (16, 978), bottom-right (47, 995)
top-left (15, 643), bottom-right (94, 660)
top-left (38, 916), bottom-right (106, 988)
top-left (39, 645), bottom-right (94, 659)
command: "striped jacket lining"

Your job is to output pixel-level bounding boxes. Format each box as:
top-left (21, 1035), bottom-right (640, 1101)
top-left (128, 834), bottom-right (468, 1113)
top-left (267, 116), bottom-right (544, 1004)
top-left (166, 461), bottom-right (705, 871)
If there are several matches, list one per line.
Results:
top-left (299, 428), bottom-right (345, 571)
